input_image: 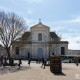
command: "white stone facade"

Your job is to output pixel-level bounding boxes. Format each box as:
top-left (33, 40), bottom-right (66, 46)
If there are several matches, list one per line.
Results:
top-left (12, 21), bottom-right (68, 59)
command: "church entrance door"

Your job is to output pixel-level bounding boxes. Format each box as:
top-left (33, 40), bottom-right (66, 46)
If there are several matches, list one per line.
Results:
top-left (37, 48), bottom-right (43, 59)
top-left (26, 50), bottom-right (30, 59)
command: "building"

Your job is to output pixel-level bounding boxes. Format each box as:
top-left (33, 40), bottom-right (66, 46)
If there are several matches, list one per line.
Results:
top-left (68, 50), bottom-right (80, 56)
top-left (12, 20), bottom-right (68, 59)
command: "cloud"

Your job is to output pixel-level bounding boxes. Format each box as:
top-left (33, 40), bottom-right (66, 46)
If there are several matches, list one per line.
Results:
top-left (47, 16), bottom-right (80, 27)
top-left (45, 17), bottom-right (80, 50)
top-left (62, 17), bottom-right (80, 23)
top-left (61, 33), bottom-right (80, 50)
top-left (76, 41), bottom-right (80, 44)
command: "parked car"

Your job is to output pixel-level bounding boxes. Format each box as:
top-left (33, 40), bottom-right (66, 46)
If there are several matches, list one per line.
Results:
top-left (62, 59), bottom-right (71, 63)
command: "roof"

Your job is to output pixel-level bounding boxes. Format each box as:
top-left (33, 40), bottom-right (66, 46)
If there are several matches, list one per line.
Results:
top-left (22, 32), bottom-right (30, 37)
top-left (30, 21), bottom-right (50, 29)
top-left (50, 32), bottom-right (58, 39)
top-left (22, 32), bottom-right (30, 40)
top-left (22, 32), bottom-right (58, 39)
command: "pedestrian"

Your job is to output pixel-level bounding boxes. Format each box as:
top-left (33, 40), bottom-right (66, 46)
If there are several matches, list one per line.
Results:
top-left (18, 58), bottom-right (22, 69)
top-left (43, 58), bottom-right (47, 69)
top-left (28, 58), bottom-right (31, 66)
top-left (76, 58), bottom-right (79, 66)
top-left (41, 58), bottom-right (44, 68)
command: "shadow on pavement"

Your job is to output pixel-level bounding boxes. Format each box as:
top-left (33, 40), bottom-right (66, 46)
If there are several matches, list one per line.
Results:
top-left (0, 66), bottom-right (31, 75)
top-left (53, 72), bottom-right (66, 76)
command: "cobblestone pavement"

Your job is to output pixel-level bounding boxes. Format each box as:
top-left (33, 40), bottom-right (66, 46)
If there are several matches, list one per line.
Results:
top-left (0, 61), bottom-right (80, 80)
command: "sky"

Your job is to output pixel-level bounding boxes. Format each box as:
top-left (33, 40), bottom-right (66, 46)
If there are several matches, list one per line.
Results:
top-left (0, 0), bottom-right (80, 50)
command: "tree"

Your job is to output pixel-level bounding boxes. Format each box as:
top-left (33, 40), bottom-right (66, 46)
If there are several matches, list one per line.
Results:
top-left (0, 11), bottom-right (27, 58)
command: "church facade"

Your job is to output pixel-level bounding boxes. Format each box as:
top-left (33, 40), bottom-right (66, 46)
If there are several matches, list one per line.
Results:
top-left (12, 20), bottom-right (68, 59)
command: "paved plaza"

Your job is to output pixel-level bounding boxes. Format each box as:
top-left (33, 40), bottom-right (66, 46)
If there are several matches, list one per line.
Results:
top-left (0, 61), bottom-right (80, 80)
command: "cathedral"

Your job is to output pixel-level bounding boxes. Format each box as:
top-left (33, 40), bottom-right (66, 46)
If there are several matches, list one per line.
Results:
top-left (12, 20), bottom-right (68, 59)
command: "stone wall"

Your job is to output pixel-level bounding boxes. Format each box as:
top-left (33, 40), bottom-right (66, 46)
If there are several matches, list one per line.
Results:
top-left (12, 43), bottom-right (31, 59)
top-left (50, 43), bottom-right (68, 55)
top-left (68, 50), bottom-right (80, 56)
top-left (31, 27), bottom-right (50, 42)
top-left (31, 43), bottom-right (49, 59)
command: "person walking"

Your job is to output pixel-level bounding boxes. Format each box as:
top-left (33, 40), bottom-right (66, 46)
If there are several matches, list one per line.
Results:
top-left (28, 58), bottom-right (31, 66)
top-left (43, 58), bottom-right (47, 69)
top-left (18, 58), bottom-right (22, 69)
top-left (41, 58), bottom-right (44, 68)
top-left (41, 58), bottom-right (46, 69)
top-left (76, 58), bottom-right (79, 66)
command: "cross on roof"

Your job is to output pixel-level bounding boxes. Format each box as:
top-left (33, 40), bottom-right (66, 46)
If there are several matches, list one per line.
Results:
top-left (39, 19), bottom-right (42, 24)
top-left (39, 19), bottom-right (41, 22)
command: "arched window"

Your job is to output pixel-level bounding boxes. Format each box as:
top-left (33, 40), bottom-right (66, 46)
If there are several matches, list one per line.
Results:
top-left (38, 33), bottom-right (42, 41)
